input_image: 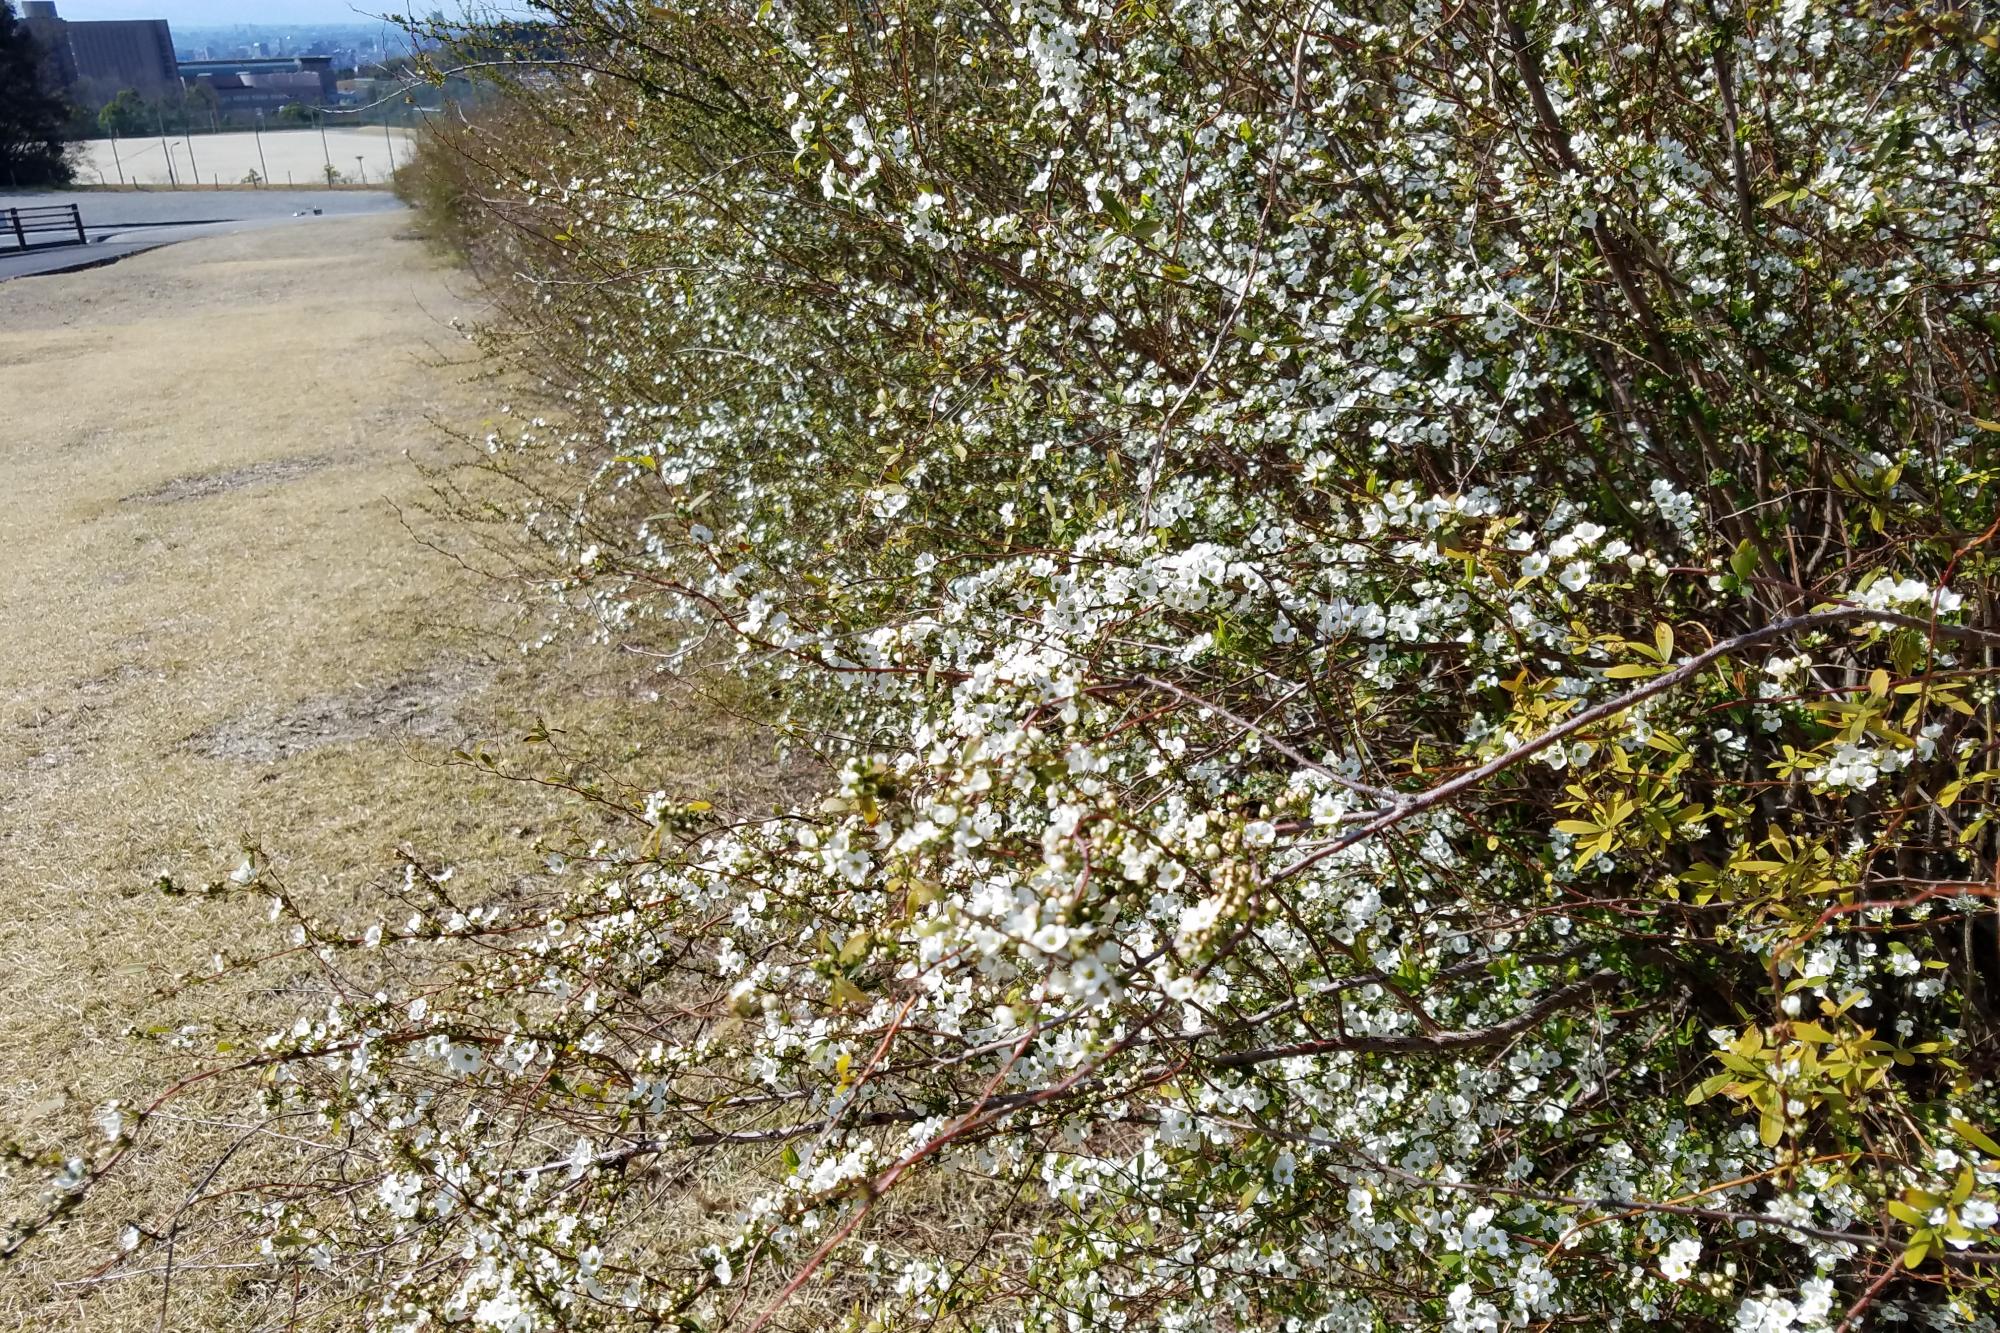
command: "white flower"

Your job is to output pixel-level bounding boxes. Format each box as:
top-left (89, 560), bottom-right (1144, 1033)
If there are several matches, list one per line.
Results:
top-left (1660, 1235), bottom-right (1701, 1282)
top-left (95, 1102), bottom-right (126, 1143)
top-left (1029, 922), bottom-right (1071, 955)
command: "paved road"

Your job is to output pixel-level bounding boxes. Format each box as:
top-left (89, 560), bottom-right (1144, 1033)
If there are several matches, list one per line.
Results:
top-left (0, 189), bottom-right (405, 281)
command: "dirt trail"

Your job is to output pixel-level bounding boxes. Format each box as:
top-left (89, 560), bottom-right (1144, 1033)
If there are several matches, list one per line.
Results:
top-left (0, 215), bottom-right (775, 1330)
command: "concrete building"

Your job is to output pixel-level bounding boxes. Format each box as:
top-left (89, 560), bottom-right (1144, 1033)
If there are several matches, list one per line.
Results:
top-left (21, 2), bottom-right (178, 108)
top-left (178, 56), bottom-right (339, 112)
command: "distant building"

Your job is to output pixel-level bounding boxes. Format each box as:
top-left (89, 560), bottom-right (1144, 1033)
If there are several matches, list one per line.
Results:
top-left (177, 56), bottom-right (338, 112)
top-left (21, 2), bottom-right (178, 108)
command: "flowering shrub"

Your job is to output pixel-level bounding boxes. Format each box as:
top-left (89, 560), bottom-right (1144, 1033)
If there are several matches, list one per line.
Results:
top-left (17, 1), bottom-right (2000, 1329)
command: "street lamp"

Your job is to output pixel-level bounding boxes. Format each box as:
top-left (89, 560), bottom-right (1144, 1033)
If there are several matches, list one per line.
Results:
top-left (253, 109), bottom-right (270, 188)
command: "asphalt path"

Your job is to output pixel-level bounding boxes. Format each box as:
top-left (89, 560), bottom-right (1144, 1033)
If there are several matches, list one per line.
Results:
top-left (0, 189), bottom-right (405, 281)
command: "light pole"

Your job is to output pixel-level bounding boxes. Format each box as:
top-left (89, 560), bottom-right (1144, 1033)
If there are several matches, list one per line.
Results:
top-left (108, 135), bottom-right (125, 186)
top-left (355, 154), bottom-right (365, 185)
top-left (317, 107), bottom-right (333, 188)
top-left (253, 109), bottom-right (269, 188)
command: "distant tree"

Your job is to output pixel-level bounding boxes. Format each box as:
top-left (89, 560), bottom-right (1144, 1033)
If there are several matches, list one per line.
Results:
top-left (276, 102), bottom-right (315, 126)
top-left (96, 88), bottom-right (148, 138)
top-left (0, 0), bottom-right (73, 187)
top-left (184, 81), bottom-right (220, 132)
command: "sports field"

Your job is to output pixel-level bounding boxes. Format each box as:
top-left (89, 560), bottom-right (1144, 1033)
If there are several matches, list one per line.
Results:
top-left (74, 126), bottom-right (414, 189)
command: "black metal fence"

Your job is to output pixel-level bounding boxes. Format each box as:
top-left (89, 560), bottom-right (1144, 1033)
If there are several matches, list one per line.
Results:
top-left (2, 205), bottom-right (87, 251)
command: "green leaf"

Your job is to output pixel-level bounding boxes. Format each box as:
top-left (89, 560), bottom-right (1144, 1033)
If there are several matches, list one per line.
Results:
top-left (1951, 1116), bottom-right (2000, 1158)
top-left (1758, 1102), bottom-right (1785, 1146)
top-left (1730, 538), bottom-right (1760, 580)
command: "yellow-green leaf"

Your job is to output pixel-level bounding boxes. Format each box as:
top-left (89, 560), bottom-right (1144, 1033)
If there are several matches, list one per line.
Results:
top-left (1759, 1102), bottom-right (1785, 1146)
top-left (1951, 1116), bottom-right (2000, 1158)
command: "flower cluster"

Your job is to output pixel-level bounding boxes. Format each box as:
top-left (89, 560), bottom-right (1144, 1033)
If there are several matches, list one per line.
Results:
top-left (26, 1), bottom-right (2000, 1329)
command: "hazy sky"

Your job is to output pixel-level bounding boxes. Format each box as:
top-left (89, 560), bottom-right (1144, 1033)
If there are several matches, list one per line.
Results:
top-left (44, 1), bottom-right (533, 24)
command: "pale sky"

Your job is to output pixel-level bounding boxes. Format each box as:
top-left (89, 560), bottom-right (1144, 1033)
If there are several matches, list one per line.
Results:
top-left (44, 1), bottom-right (536, 24)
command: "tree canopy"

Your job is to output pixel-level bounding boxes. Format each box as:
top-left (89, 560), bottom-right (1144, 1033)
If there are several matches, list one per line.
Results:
top-left (94, 89), bottom-right (147, 140)
top-left (0, 0), bottom-right (72, 189)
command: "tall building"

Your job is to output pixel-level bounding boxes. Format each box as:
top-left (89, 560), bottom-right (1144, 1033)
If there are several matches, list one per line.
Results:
top-left (21, 2), bottom-right (178, 108)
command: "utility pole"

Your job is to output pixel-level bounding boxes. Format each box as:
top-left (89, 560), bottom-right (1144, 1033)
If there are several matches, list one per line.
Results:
top-left (109, 135), bottom-right (125, 186)
top-left (156, 106), bottom-right (176, 187)
top-left (355, 155), bottom-right (365, 185)
top-left (318, 107), bottom-right (333, 187)
top-left (253, 110), bottom-right (270, 188)
top-left (381, 105), bottom-right (395, 175)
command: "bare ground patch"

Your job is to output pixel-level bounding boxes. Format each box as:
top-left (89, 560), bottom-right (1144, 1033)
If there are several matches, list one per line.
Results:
top-left (186, 660), bottom-right (488, 763)
top-left (123, 453), bottom-right (337, 504)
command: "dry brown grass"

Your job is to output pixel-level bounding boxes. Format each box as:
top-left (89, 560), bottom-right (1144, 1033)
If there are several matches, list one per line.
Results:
top-left (0, 215), bottom-right (777, 1329)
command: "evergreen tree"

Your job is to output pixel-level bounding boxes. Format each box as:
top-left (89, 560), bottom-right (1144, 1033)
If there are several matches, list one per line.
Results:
top-left (0, 0), bottom-right (73, 189)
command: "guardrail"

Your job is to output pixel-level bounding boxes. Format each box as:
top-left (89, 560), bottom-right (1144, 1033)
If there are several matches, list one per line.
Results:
top-left (3, 204), bottom-right (87, 251)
